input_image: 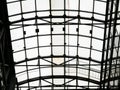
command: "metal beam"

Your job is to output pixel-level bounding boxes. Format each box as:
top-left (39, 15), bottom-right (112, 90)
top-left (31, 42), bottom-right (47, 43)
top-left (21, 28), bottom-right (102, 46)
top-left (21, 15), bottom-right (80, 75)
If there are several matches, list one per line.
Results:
top-left (18, 75), bottom-right (100, 85)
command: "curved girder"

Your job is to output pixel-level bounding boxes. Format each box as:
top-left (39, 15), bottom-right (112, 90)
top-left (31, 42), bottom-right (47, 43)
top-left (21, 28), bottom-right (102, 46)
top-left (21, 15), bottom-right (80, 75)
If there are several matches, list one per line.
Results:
top-left (29, 85), bottom-right (99, 90)
top-left (12, 34), bottom-right (103, 42)
top-left (15, 55), bottom-right (101, 64)
top-left (18, 75), bottom-right (100, 85)
top-left (11, 15), bottom-right (105, 25)
top-left (16, 63), bottom-right (100, 75)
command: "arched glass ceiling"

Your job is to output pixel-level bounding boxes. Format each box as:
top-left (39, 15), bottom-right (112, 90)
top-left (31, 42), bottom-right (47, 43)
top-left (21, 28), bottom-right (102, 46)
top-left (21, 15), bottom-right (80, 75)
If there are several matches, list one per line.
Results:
top-left (6, 0), bottom-right (111, 89)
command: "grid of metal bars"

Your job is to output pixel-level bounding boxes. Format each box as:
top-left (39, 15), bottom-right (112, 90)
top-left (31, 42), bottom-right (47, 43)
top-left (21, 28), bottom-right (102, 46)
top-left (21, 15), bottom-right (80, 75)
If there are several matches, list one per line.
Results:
top-left (5, 0), bottom-right (120, 89)
top-left (100, 0), bottom-right (120, 89)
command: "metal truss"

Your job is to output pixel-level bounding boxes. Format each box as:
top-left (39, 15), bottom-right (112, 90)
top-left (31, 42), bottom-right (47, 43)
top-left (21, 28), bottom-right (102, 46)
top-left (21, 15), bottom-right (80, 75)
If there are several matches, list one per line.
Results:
top-left (0, 0), bottom-right (119, 90)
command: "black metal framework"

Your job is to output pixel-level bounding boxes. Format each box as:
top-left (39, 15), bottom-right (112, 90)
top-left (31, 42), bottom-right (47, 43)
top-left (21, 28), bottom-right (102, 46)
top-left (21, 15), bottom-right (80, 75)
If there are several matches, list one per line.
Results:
top-left (0, 0), bottom-right (16, 90)
top-left (1, 0), bottom-right (119, 89)
top-left (100, 0), bottom-right (120, 89)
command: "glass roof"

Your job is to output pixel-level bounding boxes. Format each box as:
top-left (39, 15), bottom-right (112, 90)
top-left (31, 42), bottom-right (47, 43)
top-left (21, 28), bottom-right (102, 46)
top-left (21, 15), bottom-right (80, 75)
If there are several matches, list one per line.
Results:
top-left (6, 0), bottom-right (111, 89)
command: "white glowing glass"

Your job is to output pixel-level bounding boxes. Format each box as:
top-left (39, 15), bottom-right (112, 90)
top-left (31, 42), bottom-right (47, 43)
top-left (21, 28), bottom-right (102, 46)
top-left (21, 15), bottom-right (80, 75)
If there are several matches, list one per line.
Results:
top-left (6, 0), bottom-right (112, 89)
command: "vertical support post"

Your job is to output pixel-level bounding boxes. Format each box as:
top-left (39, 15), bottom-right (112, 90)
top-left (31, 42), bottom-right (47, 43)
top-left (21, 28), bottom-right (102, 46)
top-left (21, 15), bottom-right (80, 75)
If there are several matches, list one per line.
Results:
top-left (100, 0), bottom-right (110, 89)
top-left (107, 0), bottom-right (119, 89)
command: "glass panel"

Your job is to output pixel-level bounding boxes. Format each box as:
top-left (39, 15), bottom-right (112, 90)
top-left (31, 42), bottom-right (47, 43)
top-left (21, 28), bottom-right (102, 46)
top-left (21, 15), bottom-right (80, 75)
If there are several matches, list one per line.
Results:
top-left (66, 58), bottom-right (76, 64)
top-left (66, 0), bottom-right (78, 10)
top-left (39, 47), bottom-right (51, 56)
top-left (51, 0), bottom-right (64, 15)
top-left (78, 48), bottom-right (90, 58)
top-left (53, 58), bottom-right (64, 64)
top-left (29, 81), bottom-right (39, 88)
top-left (53, 67), bottom-right (64, 75)
top-left (10, 28), bottom-right (23, 40)
top-left (79, 68), bottom-right (89, 78)
top-left (94, 14), bottom-right (105, 20)
top-left (22, 0), bottom-right (35, 12)
top-left (52, 35), bottom-right (64, 45)
top-left (67, 68), bottom-right (76, 76)
top-left (27, 59), bottom-right (38, 65)
top-left (91, 61), bottom-right (100, 71)
top-left (80, 0), bottom-right (93, 12)
top-left (95, 1), bottom-right (106, 14)
top-left (38, 26), bottom-right (50, 34)
top-left (13, 51), bottom-right (25, 62)
top-left (12, 40), bottom-right (24, 51)
top-left (23, 13), bottom-right (35, 18)
top-left (40, 58), bottom-right (51, 65)
top-left (80, 12), bottom-right (92, 18)
top-left (68, 25), bottom-right (77, 34)
top-left (52, 26), bottom-right (64, 34)
top-left (93, 27), bottom-right (104, 39)
top-left (36, 0), bottom-right (49, 10)
top-left (91, 50), bottom-right (102, 61)
top-left (54, 79), bottom-right (64, 85)
top-left (41, 80), bottom-right (51, 86)
top-left (69, 36), bottom-right (77, 45)
top-left (9, 15), bottom-right (21, 22)
top-left (41, 68), bottom-right (51, 76)
top-left (28, 69), bottom-right (39, 78)
top-left (78, 80), bottom-right (88, 86)
top-left (27, 48), bottom-right (38, 58)
top-left (90, 71), bottom-right (100, 80)
top-left (15, 66), bottom-right (26, 74)
top-left (26, 37), bottom-right (37, 48)
top-left (7, 2), bottom-right (20, 15)
top-left (37, 11), bottom-right (49, 17)
top-left (69, 47), bottom-right (77, 56)
top-left (92, 39), bottom-right (103, 51)
top-left (53, 47), bottom-right (64, 55)
top-left (79, 37), bottom-right (90, 48)
top-left (79, 25), bottom-right (91, 36)
top-left (17, 72), bottom-right (28, 82)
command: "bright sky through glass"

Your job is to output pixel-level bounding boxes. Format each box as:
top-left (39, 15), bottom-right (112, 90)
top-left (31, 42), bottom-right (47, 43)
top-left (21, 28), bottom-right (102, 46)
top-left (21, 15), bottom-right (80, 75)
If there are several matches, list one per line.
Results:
top-left (6, 0), bottom-right (108, 89)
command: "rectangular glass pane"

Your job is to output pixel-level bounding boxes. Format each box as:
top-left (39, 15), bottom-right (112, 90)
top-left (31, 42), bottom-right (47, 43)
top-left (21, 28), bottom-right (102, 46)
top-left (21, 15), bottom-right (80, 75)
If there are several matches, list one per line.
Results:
top-left (28, 69), bottom-right (39, 78)
top-left (12, 40), bottom-right (24, 51)
top-left (11, 28), bottom-right (23, 40)
top-left (39, 47), bottom-right (51, 56)
top-left (79, 37), bottom-right (90, 48)
top-left (7, 2), bottom-right (20, 15)
top-left (41, 68), bottom-right (51, 76)
top-left (39, 36), bottom-right (51, 46)
top-left (36, 0), bottom-right (49, 10)
top-left (80, 0), bottom-right (93, 12)
top-left (78, 48), bottom-right (90, 58)
top-left (95, 1), bottom-right (106, 14)
top-left (26, 37), bottom-right (37, 48)
top-left (14, 51), bottom-right (25, 62)
top-left (52, 35), bottom-right (64, 45)
top-left (91, 50), bottom-right (102, 61)
top-left (53, 47), bottom-right (64, 55)
top-left (17, 72), bottom-right (27, 82)
top-left (15, 66), bottom-right (26, 74)
top-left (51, 0), bottom-right (64, 15)
top-left (22, 0), bottom-right (35, 12)
top-left (27, 49), bottom-right (38, 58)
top-left (53, 67), bottom-right (64, 75)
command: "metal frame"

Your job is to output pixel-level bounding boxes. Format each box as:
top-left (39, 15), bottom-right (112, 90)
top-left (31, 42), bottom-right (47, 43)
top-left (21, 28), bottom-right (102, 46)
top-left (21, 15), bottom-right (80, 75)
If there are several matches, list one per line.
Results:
top-left (0, 0), bottom-right (119, 89)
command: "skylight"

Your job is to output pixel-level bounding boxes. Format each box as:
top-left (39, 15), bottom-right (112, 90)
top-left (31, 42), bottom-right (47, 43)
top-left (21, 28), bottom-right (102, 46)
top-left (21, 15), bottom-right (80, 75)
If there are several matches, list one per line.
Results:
top-left (6, 0), bottom-right (108, 89)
